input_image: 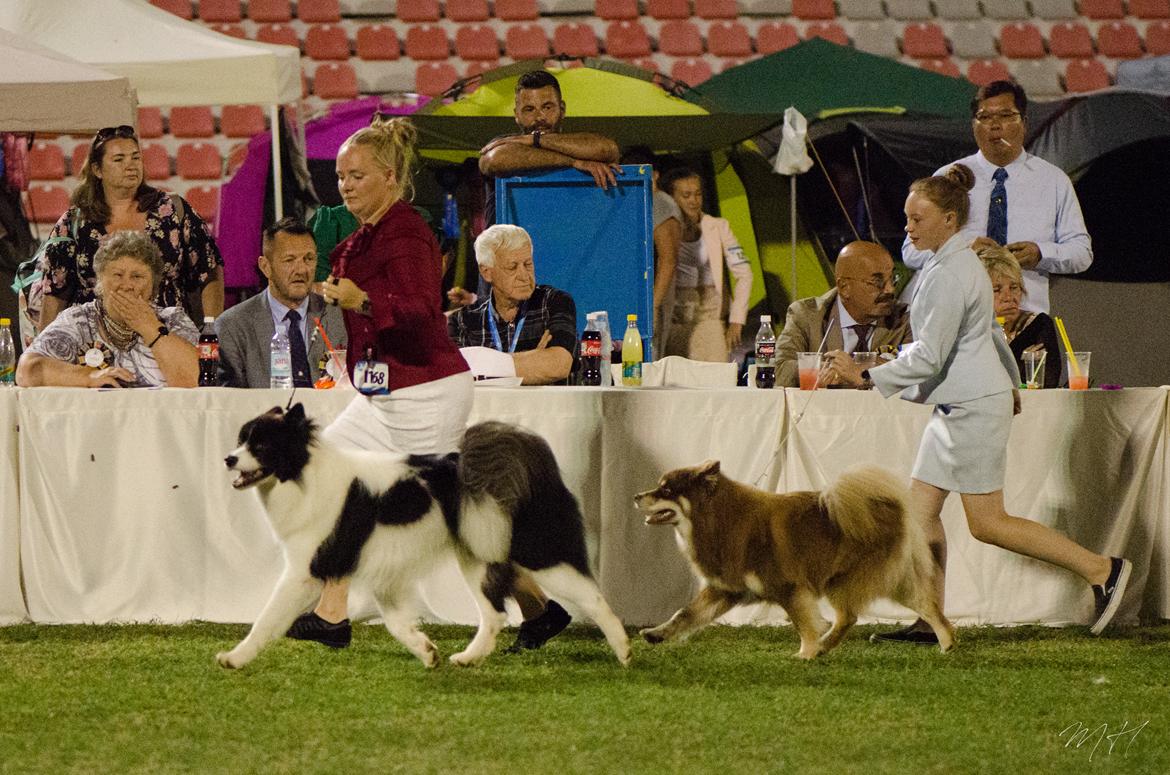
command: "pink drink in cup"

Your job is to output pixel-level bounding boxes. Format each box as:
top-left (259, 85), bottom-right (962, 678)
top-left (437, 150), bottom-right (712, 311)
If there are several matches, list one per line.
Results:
top-left (1066, 351), bottom-right (1091, 390)
top-left (797, 352), bottom-right (821, 390)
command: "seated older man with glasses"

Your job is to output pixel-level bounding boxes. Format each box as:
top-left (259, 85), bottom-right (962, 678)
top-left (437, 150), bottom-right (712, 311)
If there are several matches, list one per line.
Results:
top-left (900, 81), bottom-right (1092, 315)
top-left (775, 240), bottom-right (912, 388)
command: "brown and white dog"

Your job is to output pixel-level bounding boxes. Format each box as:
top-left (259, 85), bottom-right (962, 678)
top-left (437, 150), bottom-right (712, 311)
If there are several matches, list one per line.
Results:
top-left (634, 461), bottom-right (954, 658)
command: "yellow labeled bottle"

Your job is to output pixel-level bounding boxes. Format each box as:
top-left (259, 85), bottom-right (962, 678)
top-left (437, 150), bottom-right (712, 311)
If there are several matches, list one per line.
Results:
top-left (621, 314), bottom-right (643, 387)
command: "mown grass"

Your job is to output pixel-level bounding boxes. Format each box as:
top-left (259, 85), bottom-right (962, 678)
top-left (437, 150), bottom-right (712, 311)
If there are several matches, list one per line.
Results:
top-left (2, 623), bottom-right (1167, 774)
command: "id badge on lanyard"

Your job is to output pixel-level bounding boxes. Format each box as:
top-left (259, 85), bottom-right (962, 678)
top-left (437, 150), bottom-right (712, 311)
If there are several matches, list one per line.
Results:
top-left (353, 346), bottom-right (390, 396)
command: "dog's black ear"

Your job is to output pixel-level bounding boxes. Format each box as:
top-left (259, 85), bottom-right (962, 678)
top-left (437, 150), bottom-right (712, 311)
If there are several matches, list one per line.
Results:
top-left (286, 403), bottom-right (306, 422)
top-left (698, 459), bottom-right (721, 492)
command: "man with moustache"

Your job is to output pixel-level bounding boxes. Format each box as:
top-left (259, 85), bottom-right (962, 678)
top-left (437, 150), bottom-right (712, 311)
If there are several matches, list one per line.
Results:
top-left (477, 69), bottom-right (621, 225)
top-left (775, 241), bottom-right (910, 388)
top-left (216, 218), bottom-right (346, 388)
top-left (901, 81), bottom-right (1092, 314)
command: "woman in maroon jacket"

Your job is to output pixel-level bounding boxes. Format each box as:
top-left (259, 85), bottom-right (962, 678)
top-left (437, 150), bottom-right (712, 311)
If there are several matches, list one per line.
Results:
top-left (288, 117), bottom-right (473, 648)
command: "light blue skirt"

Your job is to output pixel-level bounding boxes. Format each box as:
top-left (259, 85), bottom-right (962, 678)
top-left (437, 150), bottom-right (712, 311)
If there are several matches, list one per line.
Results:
top-left (911, 390), bottom-right (1013, 494)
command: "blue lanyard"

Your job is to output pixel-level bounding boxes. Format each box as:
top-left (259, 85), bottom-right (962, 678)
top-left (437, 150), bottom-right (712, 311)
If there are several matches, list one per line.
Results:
top-left (486, 302), bottom-right (527, 353)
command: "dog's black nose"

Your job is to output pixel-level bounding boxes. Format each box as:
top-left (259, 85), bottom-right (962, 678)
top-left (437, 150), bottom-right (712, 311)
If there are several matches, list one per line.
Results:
top-left (224, 455), bottom-right (237, 468)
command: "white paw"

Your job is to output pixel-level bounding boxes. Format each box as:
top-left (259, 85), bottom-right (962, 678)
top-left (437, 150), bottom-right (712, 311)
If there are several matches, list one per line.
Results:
top-left (216, 650), bottom-right (246, 669)
top-left (421, 642), bottom-right (440, 668)
top-left (449, 649), bottom-right (486, 667)
top-left (615, 646), bottom-right (632, 666)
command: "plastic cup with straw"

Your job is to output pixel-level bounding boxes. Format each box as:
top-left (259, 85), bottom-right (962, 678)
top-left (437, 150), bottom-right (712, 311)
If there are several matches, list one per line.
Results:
top-left (313, 317), bottom-right (348, 389)
top-left (1055, 316), bottom-right (1088, 390)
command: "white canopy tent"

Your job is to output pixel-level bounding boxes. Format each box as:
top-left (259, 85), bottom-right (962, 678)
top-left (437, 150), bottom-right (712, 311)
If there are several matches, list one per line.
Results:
top-left (0, 0), bottom-right (302, 215)
top-left (0, 27), bottom-right (136, 132)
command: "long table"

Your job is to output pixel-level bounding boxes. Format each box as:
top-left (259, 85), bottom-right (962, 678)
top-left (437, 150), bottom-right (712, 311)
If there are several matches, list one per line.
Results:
top-left (2, 385), bottom-right (1166, 628)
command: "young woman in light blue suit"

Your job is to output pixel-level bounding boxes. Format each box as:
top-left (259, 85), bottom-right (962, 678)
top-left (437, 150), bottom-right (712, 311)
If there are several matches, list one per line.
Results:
top-left (827, 164), bottom-right (1130, 642)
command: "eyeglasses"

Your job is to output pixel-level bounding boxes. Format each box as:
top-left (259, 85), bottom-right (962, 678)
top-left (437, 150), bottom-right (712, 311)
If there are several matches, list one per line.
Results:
top-left (93, 125), bottom-right (137, 146)
top-left (839, 275), bottom-right (893, 292)
top-left (974, 111), bottom-right (1022, 125)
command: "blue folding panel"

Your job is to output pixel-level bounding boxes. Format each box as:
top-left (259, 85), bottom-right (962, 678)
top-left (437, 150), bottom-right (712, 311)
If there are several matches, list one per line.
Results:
top-left (495, 165), bottom-right (654, 357)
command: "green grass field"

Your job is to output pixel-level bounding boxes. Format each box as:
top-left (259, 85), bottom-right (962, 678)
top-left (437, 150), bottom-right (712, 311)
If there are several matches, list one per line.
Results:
top-left (2, 622), bottom-right (1166, 774)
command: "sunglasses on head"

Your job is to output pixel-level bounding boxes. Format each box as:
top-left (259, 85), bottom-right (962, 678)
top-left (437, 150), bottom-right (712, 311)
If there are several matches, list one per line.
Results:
top-left (93, 125), bottom-right (137, 145)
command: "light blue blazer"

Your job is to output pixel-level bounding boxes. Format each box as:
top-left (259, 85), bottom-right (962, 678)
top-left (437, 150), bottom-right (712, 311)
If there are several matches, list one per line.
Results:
top-left (871, 232), bottom-right (1019, 404)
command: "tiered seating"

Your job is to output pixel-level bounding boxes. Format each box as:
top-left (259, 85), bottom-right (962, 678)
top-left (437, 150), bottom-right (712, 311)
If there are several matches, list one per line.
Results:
top-left (26, 185), bottom-right (71, 224)
top-left (28, 143), bottom-right (66, 181)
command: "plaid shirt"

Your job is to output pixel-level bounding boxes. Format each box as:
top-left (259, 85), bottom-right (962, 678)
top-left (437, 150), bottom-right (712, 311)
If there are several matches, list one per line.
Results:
top-left (448, 285), bottom-right (578, 382)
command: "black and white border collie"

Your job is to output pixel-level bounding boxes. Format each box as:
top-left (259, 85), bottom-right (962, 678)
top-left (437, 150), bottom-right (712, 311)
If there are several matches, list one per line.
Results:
top-left (220, 404), bottom-right (629, 669)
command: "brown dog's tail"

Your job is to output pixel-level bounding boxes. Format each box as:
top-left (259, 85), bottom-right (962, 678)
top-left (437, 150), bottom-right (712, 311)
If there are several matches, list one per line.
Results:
top-left (819, 466), bottom-right (909, 544)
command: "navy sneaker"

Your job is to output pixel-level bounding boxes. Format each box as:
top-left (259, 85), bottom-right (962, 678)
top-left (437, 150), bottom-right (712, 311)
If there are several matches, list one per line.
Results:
top-left (286, 612), bottom-right (352, 648)
top-left (1090, 557), bottom-right (1132, 635)
top-left (869, 624), bottom-right (939, 646)
top-left (505, 600), bottom-right (571, 653)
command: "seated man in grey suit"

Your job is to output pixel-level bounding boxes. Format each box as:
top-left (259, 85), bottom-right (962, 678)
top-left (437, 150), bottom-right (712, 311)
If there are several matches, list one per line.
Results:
top-left (776, 241), bottom-right (911, 388)
top-left (216, 218), bottom-right (346, 388)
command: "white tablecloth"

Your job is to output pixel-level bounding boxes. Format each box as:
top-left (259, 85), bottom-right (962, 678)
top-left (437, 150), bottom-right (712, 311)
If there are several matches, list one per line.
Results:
top-left (2, 385), bottom-right (1167, 627)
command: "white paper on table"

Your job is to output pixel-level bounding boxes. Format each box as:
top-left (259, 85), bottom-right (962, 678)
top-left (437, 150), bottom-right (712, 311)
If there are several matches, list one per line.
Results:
top-left (458, 346), bottom-right (517, 378)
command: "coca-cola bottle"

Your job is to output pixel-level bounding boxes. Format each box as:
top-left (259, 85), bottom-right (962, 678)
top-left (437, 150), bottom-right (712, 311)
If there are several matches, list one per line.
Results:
top-left (580, 313), bottom-right (602, 386)
top-left (198, 316), bottom-right (219, 387)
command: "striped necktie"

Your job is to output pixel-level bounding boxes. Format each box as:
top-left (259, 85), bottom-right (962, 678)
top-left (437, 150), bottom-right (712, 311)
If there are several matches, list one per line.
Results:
top-left (987, 167), bottom-right (1009, 246)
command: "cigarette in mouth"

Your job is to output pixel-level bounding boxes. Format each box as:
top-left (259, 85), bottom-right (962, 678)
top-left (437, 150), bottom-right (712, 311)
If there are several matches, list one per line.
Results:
top-left (997, 138), bottom-right (1012, 146)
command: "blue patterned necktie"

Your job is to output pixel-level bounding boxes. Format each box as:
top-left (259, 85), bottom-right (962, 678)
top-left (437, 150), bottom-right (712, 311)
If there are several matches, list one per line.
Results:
top-left (987, 167), bottom-right (1009, 246)
top-left (285, 309), bottom-right (313, 388)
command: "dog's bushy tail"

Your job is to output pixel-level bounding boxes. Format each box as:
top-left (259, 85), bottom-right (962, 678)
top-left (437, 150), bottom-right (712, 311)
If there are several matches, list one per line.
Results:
top-left (458, 421), bottom-right (562, 511)
top-left (820, 466), bottom-right (909, 544)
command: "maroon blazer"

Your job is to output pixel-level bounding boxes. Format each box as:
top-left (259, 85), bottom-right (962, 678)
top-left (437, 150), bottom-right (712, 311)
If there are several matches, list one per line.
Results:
top-left (330, 200), bottom-right (468, 392)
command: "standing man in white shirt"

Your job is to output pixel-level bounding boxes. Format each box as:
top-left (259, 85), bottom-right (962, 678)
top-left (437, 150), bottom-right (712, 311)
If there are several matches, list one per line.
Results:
top-left (901, 81), bottom-right (1092, 314)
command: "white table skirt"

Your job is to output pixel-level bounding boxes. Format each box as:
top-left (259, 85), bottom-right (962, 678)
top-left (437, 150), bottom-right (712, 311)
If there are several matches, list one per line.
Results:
top-left (2, 385), bottom-right (1167, 627)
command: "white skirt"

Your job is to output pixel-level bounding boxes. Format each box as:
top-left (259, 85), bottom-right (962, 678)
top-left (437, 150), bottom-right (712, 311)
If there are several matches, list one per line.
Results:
top-left (911, 390), bottom-right (1013, 494)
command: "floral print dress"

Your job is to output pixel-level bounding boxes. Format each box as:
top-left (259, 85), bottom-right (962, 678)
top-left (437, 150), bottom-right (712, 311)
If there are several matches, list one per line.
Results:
top-left (41, 194), bottom-right (222, 315)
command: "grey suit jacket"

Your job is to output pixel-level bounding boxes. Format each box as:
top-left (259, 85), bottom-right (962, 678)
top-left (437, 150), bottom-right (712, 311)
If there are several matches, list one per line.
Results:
top-left (775, 288), bottom-right (912, 387)
top-left (215, 292), bottom-right (347, 388)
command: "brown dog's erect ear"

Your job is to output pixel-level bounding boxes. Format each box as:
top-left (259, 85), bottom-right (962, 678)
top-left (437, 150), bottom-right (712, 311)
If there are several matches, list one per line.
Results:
top-left (698, 459), bottom-right (721, 492)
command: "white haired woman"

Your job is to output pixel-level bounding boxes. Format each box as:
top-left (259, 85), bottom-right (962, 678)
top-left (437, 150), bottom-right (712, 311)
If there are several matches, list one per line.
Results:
top-left (17, 231), bottom-right (199, 387)
top-left (979, 245), bottom-right (1061, 389)
top-left (286, 117), bottom-right (474, 649)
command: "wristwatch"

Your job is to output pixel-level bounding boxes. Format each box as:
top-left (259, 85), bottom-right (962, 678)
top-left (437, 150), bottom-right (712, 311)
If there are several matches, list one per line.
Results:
top-left (860, 369), bottom-right (874, 390)
top-left (147, 324), bottom-right (169, 348)
top-left (532, 130), bottom-right (542, 149)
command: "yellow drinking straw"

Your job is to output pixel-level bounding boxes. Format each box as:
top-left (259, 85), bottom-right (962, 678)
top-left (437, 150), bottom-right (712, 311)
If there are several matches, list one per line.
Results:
top-left (1054, 316), bottom-right (1081, 378)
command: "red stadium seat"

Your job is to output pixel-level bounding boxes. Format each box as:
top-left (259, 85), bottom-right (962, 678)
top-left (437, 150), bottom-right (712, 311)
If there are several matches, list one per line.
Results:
top-left (495, 0), bottom-right (539, 19)
top-left (28, 142), bottom-right (66, 181)
top-left (137, 107), bottom-right (164, 139)
top-left (415, 62), bottom-right (460, 96)
top-left (465, 61), bottom-right (499, 82)
top-left (1065, 59), bottom-right (1111, 91)
top-left (553, 23), bottom-right (600, 57)
top-left (298, 0), bottom-right (342, 22)
top-left (305, 25), bottom-right (351, 60)
top-left (248, 0), bottom-right (293, 22)
top-left (707, 21), bottom-right (752, 58)
top-left (1048, 22), bottom-right (1094, 59)
top-left (198, 0), bottom-right (241, 22)
top-left (356, 25), bottom-right (400, 59)
top-left (210, 23), bottom-right (247, 38)
top-left (140, 143), bottom-right (172, 181)
top-left (902, 23), bottom-right (949, 58)
top-left (396, 0), bottom-right (441, 22)
top-left (72, 145), bottom-right (91, 178)
top-left (255, 24), bottom-right (300, 48)
top-left (658, 21), bottom-right (704, 57)
top-left (605, 21), bottom-right (652, 58)
top-left (455, 26), bottom-right (500, 60)
top-left (966, 58), bottom-right (1012, 85)
top-left (184, 185), bottom-right (220, 224)
top-left (756, 22), bottom-right (800, 54)
top-left (1079, 0), bottom-right (1124, 18)
top-left (671, 58), bottom-right (714, 85)
top-left (169, 106), bottom-right (216, 138)
top-left (506, 24), bottom-right (551, 59)
top-left (793, 0), bottom-right (836, 19)
top-left (446, 0), bottom-right (490, 20)
top-left (804, 22), bottom-right (849, 46)
top-left (405, 25), bottom-right (451, 60)
top-left (151, 0), bottom-right (192, 19)
top-left (1130, 0), bottom-right (1170, 18)
top-left (596, 0), bottom-right (639, 19)
top-left (694, 0), bottom-right (737, 18)
top-left (220, 105), bottom-right (266, 137)
top-left (999, 23), bottom-right (1046, 59)
top-left (176, 143), bottom-right (223, 179)
top-left (920, 58), bottom-right (961, 77)
top-left (25, 185), bottom-right (71, 223)
top-left (313, 62), bottom-right (360, 98)
top-left (1148, 21), bottom-right (1170, 55)
top-left (647, 0), bottom-right (691, 19)
top-left (1097, 22), bottom-right (1144, 58)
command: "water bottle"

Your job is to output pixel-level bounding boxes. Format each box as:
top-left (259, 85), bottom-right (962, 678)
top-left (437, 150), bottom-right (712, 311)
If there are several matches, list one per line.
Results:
top-left (580, 314), bottom-right (602, 386)
top-left (198, 316), bottom-right (219, 387)
top-left (754, 314), bottom-right (776, 389)
top-left (621, 314), bottom-right (643, 387)
top-left (0, 318), bottom-right (15, 387)
top-left (270, 324), bottom-right (292, 389)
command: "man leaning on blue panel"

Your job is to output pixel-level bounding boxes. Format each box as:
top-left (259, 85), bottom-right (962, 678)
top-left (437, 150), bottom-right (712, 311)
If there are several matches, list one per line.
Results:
top-left (477, 69), bottom-right (622, 224)
top-left (901, 81), bottom-right (1092, 314)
